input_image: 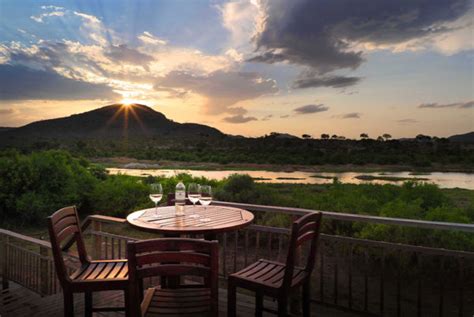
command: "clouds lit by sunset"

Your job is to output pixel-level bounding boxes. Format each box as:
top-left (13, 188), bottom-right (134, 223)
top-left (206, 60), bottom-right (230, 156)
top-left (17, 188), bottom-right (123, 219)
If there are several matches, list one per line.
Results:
top-left (0, 0), bottom-right (472, 137)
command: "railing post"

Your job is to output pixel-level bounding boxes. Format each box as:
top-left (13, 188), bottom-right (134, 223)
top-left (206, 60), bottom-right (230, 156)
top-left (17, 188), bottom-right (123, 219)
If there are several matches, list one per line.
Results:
top-left (39, 245), bottom-right (49, 295)
top-left (93, 220), bottom-right (103, 260)
top-left (1, 234), bottom-right (9, 290)
top-left (290, 215), bottom-right (301, 315)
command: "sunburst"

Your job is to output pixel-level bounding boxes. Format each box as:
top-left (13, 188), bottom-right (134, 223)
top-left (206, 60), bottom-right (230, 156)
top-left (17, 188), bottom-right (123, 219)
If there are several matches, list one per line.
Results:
top-left (105, 103), bottom-right (148, 137)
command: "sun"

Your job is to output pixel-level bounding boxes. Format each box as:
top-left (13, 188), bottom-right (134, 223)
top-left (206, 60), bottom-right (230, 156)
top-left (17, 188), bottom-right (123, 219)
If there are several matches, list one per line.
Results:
top-left (120, 98), bottom-right (141, 106)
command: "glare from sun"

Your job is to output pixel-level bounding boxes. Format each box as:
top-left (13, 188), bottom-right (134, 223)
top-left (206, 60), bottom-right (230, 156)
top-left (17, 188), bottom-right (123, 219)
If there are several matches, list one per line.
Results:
top-left (120, 98), bottom-right (141, 106)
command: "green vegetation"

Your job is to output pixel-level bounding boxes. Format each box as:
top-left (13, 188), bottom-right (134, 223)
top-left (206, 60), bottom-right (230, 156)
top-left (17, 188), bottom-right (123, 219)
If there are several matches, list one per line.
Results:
top-left (4, 134), bottom-right (473, 171)
top-left (0, 150), bottom-right (473, 250)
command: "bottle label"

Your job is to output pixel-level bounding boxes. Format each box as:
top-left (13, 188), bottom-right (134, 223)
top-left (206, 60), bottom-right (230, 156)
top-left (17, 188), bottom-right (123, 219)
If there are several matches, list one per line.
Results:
top-left (176, 191), bottom-right (185, 201)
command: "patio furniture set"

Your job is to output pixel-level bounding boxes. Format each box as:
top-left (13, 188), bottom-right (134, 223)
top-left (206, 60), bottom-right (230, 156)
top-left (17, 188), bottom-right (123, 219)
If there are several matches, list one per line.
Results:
top-left (47, 197), bottom-right (322, 317)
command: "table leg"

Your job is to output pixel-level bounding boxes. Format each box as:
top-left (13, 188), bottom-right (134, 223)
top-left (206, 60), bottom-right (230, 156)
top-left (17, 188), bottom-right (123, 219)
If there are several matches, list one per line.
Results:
top-left (204, 233), bottom-right (217, 241)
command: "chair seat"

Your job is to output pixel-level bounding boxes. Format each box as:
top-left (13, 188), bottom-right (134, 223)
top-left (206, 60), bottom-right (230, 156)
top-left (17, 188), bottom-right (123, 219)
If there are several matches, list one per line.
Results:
top-left (141, 287), bottom-right (212, 317)
top-left (70, 260), bottom-right (128, 284)
top-left (230, 259), bottom-right (307, 291)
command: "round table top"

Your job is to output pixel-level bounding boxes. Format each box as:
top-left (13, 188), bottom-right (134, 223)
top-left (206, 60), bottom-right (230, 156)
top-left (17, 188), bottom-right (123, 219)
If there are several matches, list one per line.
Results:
top-left (126, 205), bottom-right (254, 235)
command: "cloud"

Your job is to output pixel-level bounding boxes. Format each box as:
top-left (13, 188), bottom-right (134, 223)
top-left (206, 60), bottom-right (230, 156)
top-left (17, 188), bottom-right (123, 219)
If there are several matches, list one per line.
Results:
top-left (223, 114), bottom-right (258, 123)
top-left (261, 114), bottom-right (273, 121)
top-left (397, 118), bottom-right (418, 124)
top-left (0, 64), bottom-right (119, 100)
top-left (31, 6), bottom-right (65, 23)
top-left (418, 100), bottom-right (474, 109)
top-left (41, 5), bottom-right (64, 10)
top-left (280, 114), bottom-right (290, 118)
top-left (333, 112), bottom-right (362, 119)
top-left (0, 7), bottom-right (241, 105)
top-left (250, 0), bottom-right (471, 75)
top-left (0, 108), bottom-right (15, 115)
top-left (154, 70), bottom-right (278, 114)
top-left (219, 0), bottom-right (261, 50)
top-left (105, 44), bottom-right (154, 69)
top-left (293, 75), bottom-right (361, 89)
top-left (138, 32), bottom-right (167, 45)
top-left (293, 104), bottom-right (329, 114)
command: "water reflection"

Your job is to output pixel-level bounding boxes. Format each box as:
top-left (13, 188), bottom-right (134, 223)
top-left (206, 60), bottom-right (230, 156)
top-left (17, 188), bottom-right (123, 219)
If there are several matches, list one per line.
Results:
top-left (107, 168), bottom-right (474, 190)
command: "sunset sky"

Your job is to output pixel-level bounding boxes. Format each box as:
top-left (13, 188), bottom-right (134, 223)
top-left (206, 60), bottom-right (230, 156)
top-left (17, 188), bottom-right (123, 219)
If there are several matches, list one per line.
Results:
top-left (0, 0), bottom-right (473, 138)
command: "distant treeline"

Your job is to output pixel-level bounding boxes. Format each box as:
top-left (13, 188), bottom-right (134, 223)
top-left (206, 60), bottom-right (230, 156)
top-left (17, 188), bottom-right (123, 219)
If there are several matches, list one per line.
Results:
top-left (5, 134), bottom-right (473, 169)
top-left (0, 150), bottom-right (473, 251)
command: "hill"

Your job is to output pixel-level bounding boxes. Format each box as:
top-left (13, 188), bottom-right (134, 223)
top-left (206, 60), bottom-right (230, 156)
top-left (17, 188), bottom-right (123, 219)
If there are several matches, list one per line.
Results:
top-left (0, 104), bottom-right (223, 141)
top-left (449, 131), bottom-right (474, 143)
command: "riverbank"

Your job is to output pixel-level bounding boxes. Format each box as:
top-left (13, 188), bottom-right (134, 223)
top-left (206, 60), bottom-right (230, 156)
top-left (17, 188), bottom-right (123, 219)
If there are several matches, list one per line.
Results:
top-left (91, 157), bottom-right (474, 173)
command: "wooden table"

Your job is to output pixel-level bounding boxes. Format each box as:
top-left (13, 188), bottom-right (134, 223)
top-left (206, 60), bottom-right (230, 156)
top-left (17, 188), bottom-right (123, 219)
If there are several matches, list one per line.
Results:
top-left (127, 205), bottom-right (254, 288)
top-left (127, 205), bottom-right (254, 240)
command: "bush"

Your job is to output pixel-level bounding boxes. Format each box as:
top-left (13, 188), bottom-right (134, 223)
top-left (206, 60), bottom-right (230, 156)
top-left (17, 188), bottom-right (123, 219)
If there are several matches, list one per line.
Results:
top-left (0, 150), bottom-right (98, 225)
top-left (91, 175), bottom-right (150, 217)
top-left (215, 174), bottom-right (262, 203)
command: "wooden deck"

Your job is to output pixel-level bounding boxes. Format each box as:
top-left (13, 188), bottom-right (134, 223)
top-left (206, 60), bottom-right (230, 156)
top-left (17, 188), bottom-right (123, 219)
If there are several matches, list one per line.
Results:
top-left (0, 282), bottom-right (358, 317)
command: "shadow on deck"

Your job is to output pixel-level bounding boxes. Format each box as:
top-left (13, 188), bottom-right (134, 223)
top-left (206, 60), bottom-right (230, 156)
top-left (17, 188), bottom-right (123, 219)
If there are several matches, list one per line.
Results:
top-left (0, 281), bottom-right (358, 317)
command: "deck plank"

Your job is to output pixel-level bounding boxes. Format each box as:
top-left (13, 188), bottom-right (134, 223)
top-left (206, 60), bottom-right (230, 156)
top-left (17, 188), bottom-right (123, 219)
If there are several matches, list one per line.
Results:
top-left (0, 281), bottom-right (356, 317)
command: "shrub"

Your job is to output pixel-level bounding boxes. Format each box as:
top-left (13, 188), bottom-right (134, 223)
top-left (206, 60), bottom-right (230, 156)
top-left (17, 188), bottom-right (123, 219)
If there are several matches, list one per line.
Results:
top-left (0, 150), bottom-right (98, 225)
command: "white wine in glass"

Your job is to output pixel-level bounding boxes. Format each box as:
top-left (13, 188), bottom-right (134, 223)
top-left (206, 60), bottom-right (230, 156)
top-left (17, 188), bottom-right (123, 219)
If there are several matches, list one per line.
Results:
top-left (149, 183), bottom-right (163, 216)
top-left (187, 183), bottom-right (201, 218)
top-left (199, 185), bottom-right (212, 222)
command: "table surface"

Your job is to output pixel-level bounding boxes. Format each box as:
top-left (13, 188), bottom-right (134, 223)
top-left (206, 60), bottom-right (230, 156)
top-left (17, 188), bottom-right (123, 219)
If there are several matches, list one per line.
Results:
top-left (126, 205), bottom-right (254, 235)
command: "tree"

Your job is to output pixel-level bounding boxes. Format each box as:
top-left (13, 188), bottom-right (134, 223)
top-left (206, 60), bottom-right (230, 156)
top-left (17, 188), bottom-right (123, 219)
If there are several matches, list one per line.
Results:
top-left (331, 134), bottom-right (338, 139)
top-left (416, 134), bottom-right (432, 142)
top-left (382, 133), bottom-right (392, 141)
top-left (320, 134), bottom-right (330, 139)
top-left (302, 134), bottom-right (312, 139)
top-left (337, 136), bottom-right (346, 140)
top-left (377, 136), bottom-right (384, 142)
top-left (360, 133), bottom-right (369, 139)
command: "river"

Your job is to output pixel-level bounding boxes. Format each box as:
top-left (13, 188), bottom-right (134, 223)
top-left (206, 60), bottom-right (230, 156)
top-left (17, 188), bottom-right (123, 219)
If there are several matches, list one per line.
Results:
top-left (107, 168), bottom-right (474, 190)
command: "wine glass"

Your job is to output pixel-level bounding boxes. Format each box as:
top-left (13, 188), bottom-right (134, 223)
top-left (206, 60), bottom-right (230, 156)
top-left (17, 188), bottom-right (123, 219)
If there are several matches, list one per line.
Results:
top-left (149, 183), bottom-right (163, 216)
top-left (188, 183), bottom-right (201, 218)
top-left (199, 185), bottom-right (212, 222)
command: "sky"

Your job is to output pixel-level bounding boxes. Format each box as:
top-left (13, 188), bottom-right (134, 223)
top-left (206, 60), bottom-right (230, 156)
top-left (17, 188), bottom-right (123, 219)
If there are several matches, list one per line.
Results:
top-left (0, 0), bottom-right (473, 138)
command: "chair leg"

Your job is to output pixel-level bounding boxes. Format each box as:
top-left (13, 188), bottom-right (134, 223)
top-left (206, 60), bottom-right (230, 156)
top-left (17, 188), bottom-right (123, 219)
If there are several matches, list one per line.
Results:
top-left (84, 292), bottom-right (92, 317)
top-left (277, 296), bottom-right (287, 317)
top-left (302, 282), bottom-right (311, 317)
top-left (255, 292), bottom-right (263, 317)
top-left (138, 279), bottom-right (144, 302)
top-left (63, 291), bottom-right (74, 317)
top-left (124, 289), bottom-right (131, 317)
top-left (227, 280), bottom-right (237, 317)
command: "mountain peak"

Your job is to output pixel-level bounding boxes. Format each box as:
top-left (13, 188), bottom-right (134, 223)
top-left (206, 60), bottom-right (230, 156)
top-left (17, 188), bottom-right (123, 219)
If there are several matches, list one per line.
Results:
top-left (0, 104), bottom-right (223, 140)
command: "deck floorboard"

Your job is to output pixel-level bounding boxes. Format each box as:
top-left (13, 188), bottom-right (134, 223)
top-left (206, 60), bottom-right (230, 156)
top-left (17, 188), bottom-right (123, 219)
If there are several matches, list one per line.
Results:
top-left (0, 282), bottom-right (357, 316)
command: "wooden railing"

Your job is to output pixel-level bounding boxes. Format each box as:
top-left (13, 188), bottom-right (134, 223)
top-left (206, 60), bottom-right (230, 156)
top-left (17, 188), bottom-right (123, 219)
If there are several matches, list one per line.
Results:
top-left (0, 229), bottom-right (78, 296)
top-left (1, 202), bottom-right (474, 316)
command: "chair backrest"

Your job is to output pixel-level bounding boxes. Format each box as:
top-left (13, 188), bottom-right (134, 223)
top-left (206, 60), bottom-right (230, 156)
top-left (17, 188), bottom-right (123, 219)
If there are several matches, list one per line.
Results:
top-left (127, 238), bottom-right (219, 315)
top-left (283, 212), bottom-right (322, 290)
top-left (47, 206), bottom-right (88, 285)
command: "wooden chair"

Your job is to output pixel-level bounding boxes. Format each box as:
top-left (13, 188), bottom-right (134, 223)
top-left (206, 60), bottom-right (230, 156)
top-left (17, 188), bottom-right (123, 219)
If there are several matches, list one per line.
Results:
top-left (227, 212), bottom-right (322, 317)
top-left (47, 206), bottom-right (130, 317)
top-left (127, 238), bottom-right (219, 317)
